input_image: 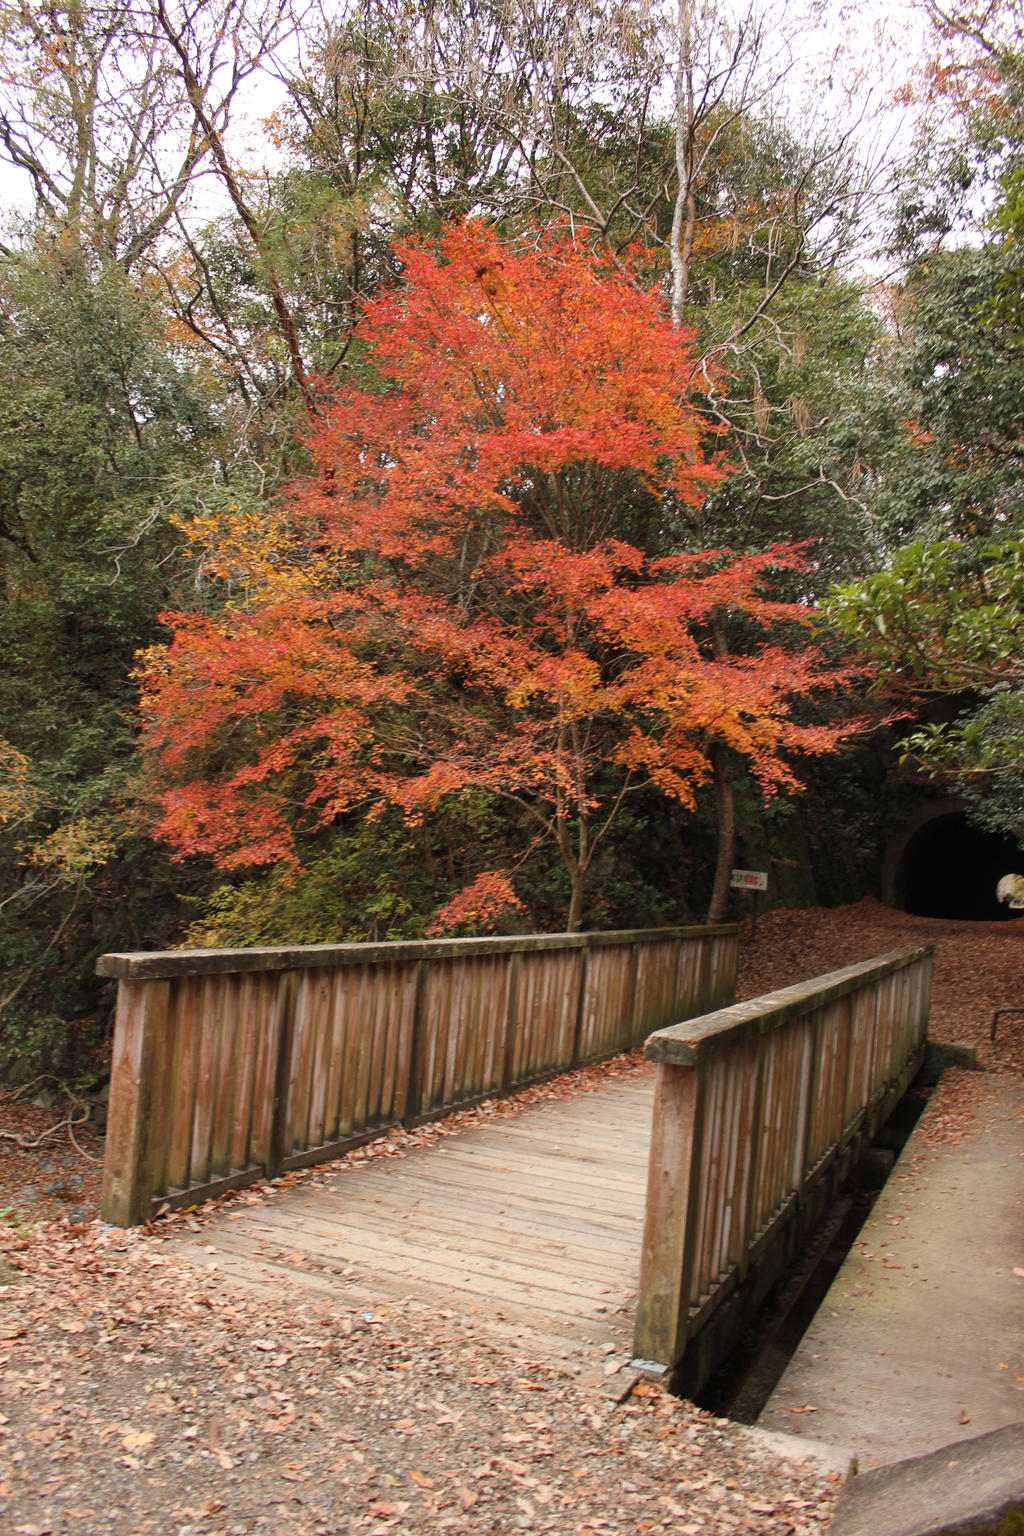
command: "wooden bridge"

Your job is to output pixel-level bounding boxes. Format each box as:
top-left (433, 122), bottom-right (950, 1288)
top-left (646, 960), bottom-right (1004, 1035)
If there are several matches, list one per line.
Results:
top-left (171, 1066), bottom-right (654, 1379)
top-left (98, 926), bottom-right (932, 1391)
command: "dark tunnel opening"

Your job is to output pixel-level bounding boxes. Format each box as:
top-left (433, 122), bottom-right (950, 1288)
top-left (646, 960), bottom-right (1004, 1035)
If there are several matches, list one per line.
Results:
top-left (900, 812), bottom-right (1022, 921)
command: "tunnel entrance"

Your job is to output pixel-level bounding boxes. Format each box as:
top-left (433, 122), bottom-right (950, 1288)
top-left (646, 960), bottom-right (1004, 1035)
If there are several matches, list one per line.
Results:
top-left (900, 810), bottom-right (1021, 921)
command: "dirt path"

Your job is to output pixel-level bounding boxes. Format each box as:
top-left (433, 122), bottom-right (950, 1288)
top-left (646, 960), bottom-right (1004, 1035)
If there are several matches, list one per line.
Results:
top-left (2, 898), bottom-right (1022, 1534)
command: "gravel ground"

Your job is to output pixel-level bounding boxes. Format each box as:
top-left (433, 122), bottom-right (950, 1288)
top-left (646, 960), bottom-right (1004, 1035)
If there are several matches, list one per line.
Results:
top-left (1, 897), bottom-right (1022, 1535)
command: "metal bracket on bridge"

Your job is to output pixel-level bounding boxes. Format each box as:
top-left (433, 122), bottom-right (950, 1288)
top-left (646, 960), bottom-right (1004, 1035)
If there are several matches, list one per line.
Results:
top-left (990, 1007), bottom-right (1024, 1042)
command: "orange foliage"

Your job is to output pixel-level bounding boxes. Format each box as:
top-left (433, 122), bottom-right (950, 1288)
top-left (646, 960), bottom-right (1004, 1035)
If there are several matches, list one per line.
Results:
top-left (141, 225), bottom-right (862, 928)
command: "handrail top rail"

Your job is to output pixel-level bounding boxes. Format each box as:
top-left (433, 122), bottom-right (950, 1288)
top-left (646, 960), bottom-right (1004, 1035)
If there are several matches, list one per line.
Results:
top-left (645, 945), bottom-right (934, 1065)
top-left (97, 923), bottom-right (741, 981)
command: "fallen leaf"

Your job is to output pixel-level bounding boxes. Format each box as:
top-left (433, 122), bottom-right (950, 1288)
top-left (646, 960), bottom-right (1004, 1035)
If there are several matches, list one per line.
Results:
top-left (409, 1470), bottom-right (434, 1488)
top-left (121, 1432), bottom-right (156, 1452)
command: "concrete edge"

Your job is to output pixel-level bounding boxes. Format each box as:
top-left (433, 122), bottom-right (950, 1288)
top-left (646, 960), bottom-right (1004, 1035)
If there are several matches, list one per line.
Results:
top-left (738, 1423), bottom-right (855, 1480)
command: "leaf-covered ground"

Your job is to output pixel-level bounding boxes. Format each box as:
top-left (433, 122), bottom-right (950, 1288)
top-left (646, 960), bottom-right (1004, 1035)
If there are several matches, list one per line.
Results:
top-left (2, 897), bottom-right (1022, 1534)
top-left (0, 1217), bottom-right (839, 1536)
top-left (734, 895), bottom-right (1024, 1077)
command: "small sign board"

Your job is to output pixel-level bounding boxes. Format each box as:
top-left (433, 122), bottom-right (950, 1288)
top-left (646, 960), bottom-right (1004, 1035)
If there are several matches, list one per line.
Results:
top-left (730, 868), bottom-right (767, 892)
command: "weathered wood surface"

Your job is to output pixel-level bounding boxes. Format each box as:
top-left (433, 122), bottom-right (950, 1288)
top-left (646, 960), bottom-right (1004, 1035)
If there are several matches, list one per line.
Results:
top-left (99, 925), bottom-right (739, 1226)
top-left (633, 946), bottom-right (934, 1389)
top-left (171, 1072), bottom-right (656, 1372)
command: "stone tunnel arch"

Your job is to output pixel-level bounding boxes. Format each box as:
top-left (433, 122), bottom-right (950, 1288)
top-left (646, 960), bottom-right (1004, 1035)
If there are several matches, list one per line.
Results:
top-left (883, 799), bottom-right (1023, 921)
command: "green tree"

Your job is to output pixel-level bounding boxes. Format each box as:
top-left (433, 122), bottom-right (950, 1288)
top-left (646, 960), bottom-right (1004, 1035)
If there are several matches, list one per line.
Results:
top-left (826, 539), bottom-right (1024, 846)
top-left (0, 242), bottom-right (213, 1071)
top-left (822, 3), bottom-right (1024, 855)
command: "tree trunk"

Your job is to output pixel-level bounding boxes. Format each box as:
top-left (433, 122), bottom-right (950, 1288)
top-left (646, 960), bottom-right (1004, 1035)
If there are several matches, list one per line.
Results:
top-left (565, 869), bottom-right (585, 932)
top-left (705, 742), bottom-right (736, 924)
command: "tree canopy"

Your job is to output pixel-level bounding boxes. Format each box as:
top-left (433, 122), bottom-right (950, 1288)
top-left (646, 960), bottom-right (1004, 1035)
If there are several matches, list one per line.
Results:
top-left (140, 226), bottom-right (861, 931)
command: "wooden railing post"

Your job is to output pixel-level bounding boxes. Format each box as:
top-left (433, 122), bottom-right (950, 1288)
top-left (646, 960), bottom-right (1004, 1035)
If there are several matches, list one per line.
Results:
top-left (100, 978), bottom-right (171, 1226)
top-left (633, 1060), bottom-right (703, 1369)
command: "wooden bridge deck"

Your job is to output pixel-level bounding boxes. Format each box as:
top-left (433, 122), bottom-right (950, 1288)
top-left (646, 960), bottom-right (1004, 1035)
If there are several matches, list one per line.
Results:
top-left (171, 1069), bottom-right (655, 1376)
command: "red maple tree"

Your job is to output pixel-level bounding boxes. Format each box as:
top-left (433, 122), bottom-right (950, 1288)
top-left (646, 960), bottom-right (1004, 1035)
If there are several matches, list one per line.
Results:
top-left (140, 225), bottom-right (859, 931)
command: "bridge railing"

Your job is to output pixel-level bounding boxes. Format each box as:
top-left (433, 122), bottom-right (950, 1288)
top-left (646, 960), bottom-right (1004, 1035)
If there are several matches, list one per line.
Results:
top-left (98, 923), bottom-right (739, 1226)
top-left (633, 945), bottom-right (933, 1394)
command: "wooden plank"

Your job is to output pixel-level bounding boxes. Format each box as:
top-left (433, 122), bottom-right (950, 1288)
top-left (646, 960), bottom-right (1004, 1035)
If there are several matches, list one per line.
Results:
top-left (321, 967), bottom-right (348, 1144)
top-left (487, 1121), bottom-right (651, 1150)
top-left (307, 1175), bottom-right (643, 1241)
top-left (354, 1154), bottom-right (642, 1213)
top-left (100, 926), bottom-right (738, 981)
top-left (738, 1036), bottom-right (767, 1280)
top-left (449, 958), bottom-right (473, 1104)
top-left (500, 951), bottom-right (522, 1093)
top-left (416, 962), bottom-right (445, 1116)
top-left (166, 976), bottom-right (201, 1192)
top-left (420, 1141), bottom-right (652, 1194)
top-left (229, 973), bottom-right (260, 1174)
top-left (361, 962), bottom-right (389, 1125)
top-left (189, 977), bottom-right (224, 1188)
top-left (349, 968), bottom-right (377, 1133)
top-left (204, 1219), bottom-right (622, 1319)
top-left (210, 973), bottom-right (242, 1179)
top-left (335, 968), bottom-right (364, 1138)
top-left (285, 969), bottom-right (317, 1156)
top-left (486, 1126), bottom-right (650, 1158)
top-left (476, 956), bottom-right (503, 1097)
top-left (266, 973), bottom-right (296, 1178)
top-left (248, 974), bottom-right (282, 1172)
top-left (389, 962), bottom-right (420, 1124)
top-left (327, 1161), bottom-right (647, 1233)
top-left (484, 956), bottom-right (507, 1093)
top-left (240, 1205), bottom-right (634, 1302)
top-left (305, 969), bottom-right (334, 1150)
top-left (378, 960), bottom-right (408, 1122)
top-left (286, 1193), bottom-right (640, 1267)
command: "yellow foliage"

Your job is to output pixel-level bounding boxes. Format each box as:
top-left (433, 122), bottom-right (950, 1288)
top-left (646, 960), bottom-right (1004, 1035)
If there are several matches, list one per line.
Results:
top-left (0, 740), bottom-right (36, 825)
top-left (29, 817), bottom-right (117, 877)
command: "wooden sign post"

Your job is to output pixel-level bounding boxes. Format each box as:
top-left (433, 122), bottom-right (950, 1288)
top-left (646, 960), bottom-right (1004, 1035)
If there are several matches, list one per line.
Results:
top-left (729, 868), bottom-right (768, 937)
